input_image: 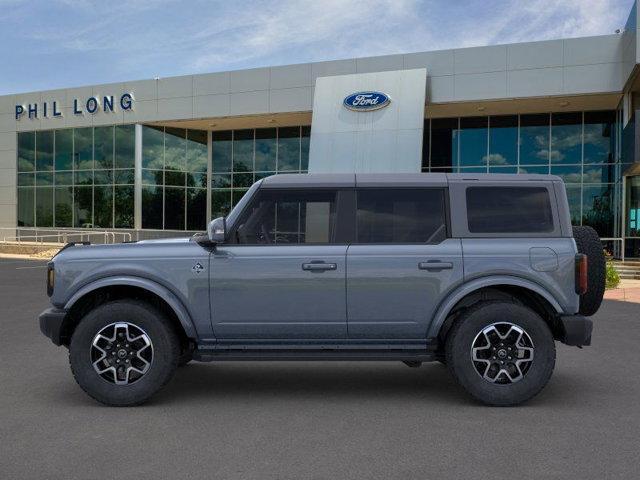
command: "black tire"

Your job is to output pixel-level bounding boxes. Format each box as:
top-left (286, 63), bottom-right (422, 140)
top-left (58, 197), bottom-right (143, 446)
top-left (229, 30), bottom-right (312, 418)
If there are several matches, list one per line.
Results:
top-left (572, 226), bottom-right (605, 316)
top-left (445, 301), bottom-right (556, 406)
top-left (69, 300), bottom-right (180, 406)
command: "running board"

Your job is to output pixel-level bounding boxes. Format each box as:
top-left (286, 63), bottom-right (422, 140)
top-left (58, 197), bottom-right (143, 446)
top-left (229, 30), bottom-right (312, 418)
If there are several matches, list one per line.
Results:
top-left (193, 350), bottom-right (437, 362)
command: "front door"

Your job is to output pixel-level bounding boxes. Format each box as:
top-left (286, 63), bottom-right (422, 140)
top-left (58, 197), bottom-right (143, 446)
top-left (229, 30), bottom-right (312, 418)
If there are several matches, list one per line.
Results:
top-left (211, 188), bottom-right (348, 339)
top-left (346, 188), bottom-right (463, 339)
top-left (625, 175), bottom-right (640, 258)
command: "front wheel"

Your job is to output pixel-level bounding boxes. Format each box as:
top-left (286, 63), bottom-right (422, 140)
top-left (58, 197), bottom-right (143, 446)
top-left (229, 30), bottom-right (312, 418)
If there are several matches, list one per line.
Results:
top-left (445, 301), bottom-right (556, 406)
top-left (69, 300), bottom-right (180, 406)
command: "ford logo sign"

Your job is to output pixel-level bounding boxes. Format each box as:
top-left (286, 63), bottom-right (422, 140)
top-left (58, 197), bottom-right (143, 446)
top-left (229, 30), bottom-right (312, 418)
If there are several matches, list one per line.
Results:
top-left (343, 91), bottom-right (390, 111)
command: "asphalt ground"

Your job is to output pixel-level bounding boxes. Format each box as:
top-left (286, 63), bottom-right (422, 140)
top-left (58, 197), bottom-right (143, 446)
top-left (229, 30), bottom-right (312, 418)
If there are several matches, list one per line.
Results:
top-left (1, 258), bottom-right (639, 479)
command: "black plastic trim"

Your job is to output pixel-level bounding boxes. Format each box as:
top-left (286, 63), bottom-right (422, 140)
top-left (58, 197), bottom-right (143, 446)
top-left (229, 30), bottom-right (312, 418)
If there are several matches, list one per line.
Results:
top-left (559, 314), bottom-right (593, 347)
top-left (38, 308), bottom-right (67, 346)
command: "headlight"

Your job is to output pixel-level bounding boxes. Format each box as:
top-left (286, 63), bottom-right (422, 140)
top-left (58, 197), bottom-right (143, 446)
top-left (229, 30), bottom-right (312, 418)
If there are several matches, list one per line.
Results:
top-left (47, 263), bottom-right (55, 297)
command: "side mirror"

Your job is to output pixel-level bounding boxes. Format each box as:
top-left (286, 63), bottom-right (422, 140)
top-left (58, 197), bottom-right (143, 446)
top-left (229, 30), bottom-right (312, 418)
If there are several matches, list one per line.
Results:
top-left (207, 217), bottom-right (226, 243)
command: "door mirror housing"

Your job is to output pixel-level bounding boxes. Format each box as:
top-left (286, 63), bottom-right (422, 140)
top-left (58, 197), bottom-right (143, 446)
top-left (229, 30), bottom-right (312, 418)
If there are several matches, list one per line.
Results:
top-left (207, 217), bottom-right (227, 243)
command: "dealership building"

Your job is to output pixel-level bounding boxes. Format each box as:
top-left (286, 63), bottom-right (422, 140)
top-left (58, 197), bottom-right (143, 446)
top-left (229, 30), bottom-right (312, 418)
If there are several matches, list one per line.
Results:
top-left (2, 3), bottom-right (640, 257)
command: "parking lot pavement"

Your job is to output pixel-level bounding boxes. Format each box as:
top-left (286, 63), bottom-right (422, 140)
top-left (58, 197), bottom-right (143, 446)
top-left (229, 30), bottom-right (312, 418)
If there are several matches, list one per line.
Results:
top-left (1, 258), bottom-right (639, 480)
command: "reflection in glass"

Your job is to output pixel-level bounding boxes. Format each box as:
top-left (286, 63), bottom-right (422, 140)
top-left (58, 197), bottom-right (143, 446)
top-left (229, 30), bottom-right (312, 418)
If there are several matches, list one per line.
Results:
top-left (212, 131), bottom-right (232, 172)
top-left (164, 187), bottom-right (185, 230)
top-left (74, 186), bottom-right (92, 227)
top-left (582, 184), bottom-right (613, 237)
top-left (55, 129), bottom-right (73, 171)
top-left (54, 187), bottom-right (73, 227)
top-left (430, 118), bottom-right (457, 169)
top-left (142, 126), bottom-right (164, 169)
top-left (186, 130), bottom-right (207, 173)
top-left (94, 186), bottom-right (113, 228)
top-left (94, 126), bottom-right (114, 169)
top-left (35, 187), bottom-right (54, 227)
top-left (488, 116), bottom-right (517, 166)
top-left (458, 117), bottom-right (487, 168)
top-left (278, 127), bottom-right (300, 171)
top-left (212, 190), bottom-right (231, 219)
top-left (255, 128), bottom-right (276, 171)
top-left (165, 128), bottom-right (186, 171)
top-left (551, 113), bottom-right (582, 164)
top-left (115, 125), bottom-right (135, 169)
top-left (17, 188), bottom-right (34, 226)
top-left (187, 188), bottom-right (207, 230)
top-left (519, 114), bottom-right (549, 165)
top-left (114, 186), bottom-right (134, 228)
top-left (36, 131), bottom-right (54, 171)
top-left (565, 185), bottom-right (582, 225)
top-left (301, 126), bottom-right (310, 171)
top-left (74, 128), bottom-right (93, 170)
top-left (142, 186), bottom-right (162, 229)
top-left (18, 132), bottom-right (35, 172)
top-left (584, 111), bottom-right (615, 164)
top-left (550, 165), bottom-right (582, 184)
top-left (233, 130), bottom-right (253, 173)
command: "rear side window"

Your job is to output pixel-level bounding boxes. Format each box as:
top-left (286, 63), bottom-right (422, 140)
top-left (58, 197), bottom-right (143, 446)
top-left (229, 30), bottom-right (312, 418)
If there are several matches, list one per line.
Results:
top-left (466, 186), bottom-right (554, 233)
top-left (356, 189), bottom-right (447, 243)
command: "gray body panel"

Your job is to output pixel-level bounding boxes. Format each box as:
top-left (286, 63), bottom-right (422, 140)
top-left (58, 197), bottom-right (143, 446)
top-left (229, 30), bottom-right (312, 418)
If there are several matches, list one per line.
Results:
top-left (210, 245), bottom-right (348, 339)
top-left (346, 240), bottom-right (463, 339)
top-left (46, 173), bottom-right (582, 353)
top-left (51, 239), bottom-right (212, 340)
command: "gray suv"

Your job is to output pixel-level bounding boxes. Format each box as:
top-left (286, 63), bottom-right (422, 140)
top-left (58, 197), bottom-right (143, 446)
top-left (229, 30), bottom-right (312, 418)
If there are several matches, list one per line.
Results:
top-left (39, 173), bottom-right (605, 406)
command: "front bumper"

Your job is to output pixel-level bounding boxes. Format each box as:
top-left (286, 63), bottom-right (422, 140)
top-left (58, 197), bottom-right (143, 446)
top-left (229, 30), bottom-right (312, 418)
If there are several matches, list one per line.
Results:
top-left (39, 308), bottom-right (67, 346)
top-left (559, 314), bottom-right (593, 347)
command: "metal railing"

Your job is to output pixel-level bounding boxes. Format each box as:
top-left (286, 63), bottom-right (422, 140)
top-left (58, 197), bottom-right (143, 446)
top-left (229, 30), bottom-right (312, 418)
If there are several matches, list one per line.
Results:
top-left (0, 228), bottom-right (131, 245)
top-left (600, 237), bottom-right (625, 262)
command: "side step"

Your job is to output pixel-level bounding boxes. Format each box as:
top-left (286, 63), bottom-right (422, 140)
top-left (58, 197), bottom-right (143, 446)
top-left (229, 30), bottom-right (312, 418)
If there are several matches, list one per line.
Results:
top-left (193, 350), bottom-right (437, 362)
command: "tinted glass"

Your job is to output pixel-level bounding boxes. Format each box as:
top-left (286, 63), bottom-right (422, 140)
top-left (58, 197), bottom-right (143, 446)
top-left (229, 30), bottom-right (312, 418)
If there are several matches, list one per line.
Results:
top-left (35, 187), bottom-right (54, 227)
top-left (94, 126), bottom-right (113, 169)
top-left (142, 126), bottom-right (164, 169)
top-left (255, 128), bottom-right (276, 171)
top-left (54, 129), bottom-right (73, 171)
top-left (114, 186), bottom-right (134, 228)
top-left (466, 187), bottom-right (554, 233)
top-left (54, 187), bottom-right (72, 227)
top-left (584, 111), bottom-right (615, 164)
top-left (582, 184), bottom-right (614, 237)
top-left (301, 126), bottom-right (310, 171)
top-left (233, 129), bottom-right (253, 173)
top-left (488, 116), bottom-right (517, 166)
top-left (17, 132), bottom-right (35, 172)
top-left (17, 188), bottom-right (34, 226)
top-left (277, 127), bottom-right (300, 171)
top-left (551, 112), bottom-right (582, 165)
top-left (235, 189), bottom-right (337, 244)
top-left (458, 117), bottom-right (488, 168)
top-left (74, 128), bottom-right (93, 170)
top-left (519, 114), bottom-right (549, 166)
top-left (356, 189), bottom-right (446, 243)
top-left (212, 131), bottom-right (232, 172)
top-left (165, 128), bottom-right (186, 172)
top-left (430, 118), bottom-right (457, 169)
top-left (115, 125), bottom-right (135, 169)
top-left (35, 130), bottom-right (54, 171)
top-left (141, 186), bottom-right (163, 229)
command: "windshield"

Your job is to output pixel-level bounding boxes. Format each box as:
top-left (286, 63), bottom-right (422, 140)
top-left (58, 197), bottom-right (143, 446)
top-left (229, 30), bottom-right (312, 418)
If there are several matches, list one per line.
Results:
top-left (225, 180), bottom-right (262, 229)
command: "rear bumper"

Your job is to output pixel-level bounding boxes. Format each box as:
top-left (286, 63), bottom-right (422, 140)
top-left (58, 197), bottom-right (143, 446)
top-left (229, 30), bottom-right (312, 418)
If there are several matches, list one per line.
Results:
top-left (39, 308), bottom-right (67, 346)
top-left (559, 314), bottom-right (593, 347)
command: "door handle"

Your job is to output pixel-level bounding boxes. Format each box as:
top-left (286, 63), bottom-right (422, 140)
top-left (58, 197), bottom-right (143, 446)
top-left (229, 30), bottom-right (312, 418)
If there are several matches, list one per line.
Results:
top-left (302, 262), bottom-right (337, 272)
top-left (418, 261), bottom-right (454, 271)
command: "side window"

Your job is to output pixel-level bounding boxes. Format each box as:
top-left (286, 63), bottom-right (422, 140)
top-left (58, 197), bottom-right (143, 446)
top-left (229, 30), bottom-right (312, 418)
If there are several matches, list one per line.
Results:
top-left (234, 189), bottom-right (338, 244)
top-left (466, 186), bottom-right (554, 233)
top-left (356, 188), bottom-right (447, 244)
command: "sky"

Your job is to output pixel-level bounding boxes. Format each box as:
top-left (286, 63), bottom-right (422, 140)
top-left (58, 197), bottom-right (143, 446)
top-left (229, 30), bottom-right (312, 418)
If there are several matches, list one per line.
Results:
top-left (0, 0), bottom-right (636, 95)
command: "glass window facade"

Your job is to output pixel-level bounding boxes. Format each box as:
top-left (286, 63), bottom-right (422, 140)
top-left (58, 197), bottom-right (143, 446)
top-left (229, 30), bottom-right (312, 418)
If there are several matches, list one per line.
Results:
top-left (17, 125), bottom-right (135, 228)
top-left (141, 126), bottom-right (208, 230)
top-left (211, 126), bottom-right (310, 219)
top-left (423, 111), bottom-right (619, 237)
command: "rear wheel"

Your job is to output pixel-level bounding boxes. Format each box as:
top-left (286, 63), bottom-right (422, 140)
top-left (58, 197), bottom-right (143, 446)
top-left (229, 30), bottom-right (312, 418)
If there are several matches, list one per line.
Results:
top-left (445, 301), bottom-right (555, 406)
top-left (69, 300), bottom-right (180, 406)
top-left (572, 225), bottom-right (605, 316)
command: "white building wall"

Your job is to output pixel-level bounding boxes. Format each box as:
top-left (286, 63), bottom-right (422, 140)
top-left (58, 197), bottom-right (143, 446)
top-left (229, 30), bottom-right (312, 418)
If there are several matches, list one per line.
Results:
top-left (308, 69), bottom-right (426, 173)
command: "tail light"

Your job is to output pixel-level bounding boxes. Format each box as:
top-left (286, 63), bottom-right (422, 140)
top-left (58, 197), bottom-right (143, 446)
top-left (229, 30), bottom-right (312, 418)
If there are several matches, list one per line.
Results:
top-left (575, 254), bottom-right (587, 295)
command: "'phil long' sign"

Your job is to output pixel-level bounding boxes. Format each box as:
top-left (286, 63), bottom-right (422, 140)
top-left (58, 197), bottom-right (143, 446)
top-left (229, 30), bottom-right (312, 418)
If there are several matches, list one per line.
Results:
top-left (15, 93), bottom-right (134, 120)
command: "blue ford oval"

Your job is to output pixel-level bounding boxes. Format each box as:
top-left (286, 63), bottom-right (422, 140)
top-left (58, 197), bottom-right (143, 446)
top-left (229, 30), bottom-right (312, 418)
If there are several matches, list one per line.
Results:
top-left (343, 91), bottom-right (391, 111)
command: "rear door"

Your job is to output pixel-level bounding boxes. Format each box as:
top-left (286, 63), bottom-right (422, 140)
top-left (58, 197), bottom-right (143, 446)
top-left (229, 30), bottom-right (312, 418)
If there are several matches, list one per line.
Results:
top-left (346, 187), bottom-right (463, 339)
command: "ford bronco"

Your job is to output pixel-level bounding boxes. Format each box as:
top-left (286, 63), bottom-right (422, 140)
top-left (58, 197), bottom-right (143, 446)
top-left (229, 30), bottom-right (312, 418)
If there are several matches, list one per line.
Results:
top-left (39, 173), bottom-right (605, 406)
